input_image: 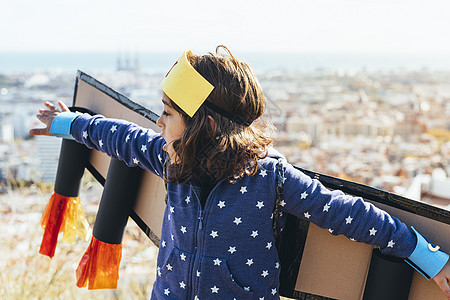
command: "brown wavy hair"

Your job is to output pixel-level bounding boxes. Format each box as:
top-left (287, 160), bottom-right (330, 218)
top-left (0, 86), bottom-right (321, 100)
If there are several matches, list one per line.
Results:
top-left (165, 45), bottom-right (274, 184)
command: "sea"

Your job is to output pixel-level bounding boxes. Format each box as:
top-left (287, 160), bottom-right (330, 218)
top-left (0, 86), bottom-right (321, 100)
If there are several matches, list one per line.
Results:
top-left (1, 51), bottom-right (450, 74)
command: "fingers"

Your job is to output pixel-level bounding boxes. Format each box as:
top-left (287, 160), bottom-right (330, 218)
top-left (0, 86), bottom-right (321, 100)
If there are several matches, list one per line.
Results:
top-left (44, 100), bottom-right (70, 112)
top-left (39, 108), bottom-right (53, 117)
top-left (44, 101), bottom-right (58, 111)
top-left (58, 101), bottom-right (70, 112)
top-left (36, 112), bottom-right (51, 123)
top-left (29, 127), bottom-right (52, 136)
top-left (433, 262), bottom-right (450, 299)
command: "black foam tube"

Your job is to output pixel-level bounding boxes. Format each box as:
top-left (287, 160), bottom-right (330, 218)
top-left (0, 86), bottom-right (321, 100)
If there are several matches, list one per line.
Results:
top-left (92, 158), bottom-right (144, 244)
top-left (363, 248), bottom-right (414, 300)
top-left (54, 139), bottom-right (90, 197)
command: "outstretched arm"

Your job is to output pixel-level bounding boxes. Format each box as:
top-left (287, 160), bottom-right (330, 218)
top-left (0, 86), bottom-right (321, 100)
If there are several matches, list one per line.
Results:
top-left (29, 101), bottom-right (70, 136)
top-left (30, 100), bottom-right (167, 177)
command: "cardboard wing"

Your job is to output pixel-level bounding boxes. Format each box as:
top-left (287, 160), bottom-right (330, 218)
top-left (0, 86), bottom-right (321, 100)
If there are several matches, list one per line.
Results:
top-left (72, 71), bottom-right (450, 300)
top-left (73, 71), bottom-right (166, 246)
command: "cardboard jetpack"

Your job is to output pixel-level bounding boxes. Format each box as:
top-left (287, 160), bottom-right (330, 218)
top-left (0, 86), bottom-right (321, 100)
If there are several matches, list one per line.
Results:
top-left (72, 71), bottom-right (450, 300)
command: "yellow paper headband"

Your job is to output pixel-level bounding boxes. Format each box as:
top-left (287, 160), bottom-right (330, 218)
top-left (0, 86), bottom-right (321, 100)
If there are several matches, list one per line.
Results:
top-left (161, 50), bottom-right (214, 118)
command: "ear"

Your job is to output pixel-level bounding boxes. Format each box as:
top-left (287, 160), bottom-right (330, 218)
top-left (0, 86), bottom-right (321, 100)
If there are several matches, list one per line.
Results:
top-left (207, 115), bottom-right (217, 137)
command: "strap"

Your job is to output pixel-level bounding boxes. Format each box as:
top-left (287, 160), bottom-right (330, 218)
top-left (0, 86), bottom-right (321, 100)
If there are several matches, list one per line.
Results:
top-left (203, 101), bottom-right (253, 127)
top-left (273, 158), bottom-right (285, 240)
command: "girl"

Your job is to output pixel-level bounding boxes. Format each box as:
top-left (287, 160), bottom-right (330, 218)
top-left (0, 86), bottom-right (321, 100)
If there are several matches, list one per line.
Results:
top-left (31, 46), bottom-right (450, 299)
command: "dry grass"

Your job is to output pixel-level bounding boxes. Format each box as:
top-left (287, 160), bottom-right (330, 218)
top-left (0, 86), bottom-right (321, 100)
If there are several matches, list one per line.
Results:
top-left (0, 182), bottom-right (158, 300)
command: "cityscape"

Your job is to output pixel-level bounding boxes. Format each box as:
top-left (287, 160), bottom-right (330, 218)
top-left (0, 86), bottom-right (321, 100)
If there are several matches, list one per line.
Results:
top-left (1, 58), bottom-right (449, 208)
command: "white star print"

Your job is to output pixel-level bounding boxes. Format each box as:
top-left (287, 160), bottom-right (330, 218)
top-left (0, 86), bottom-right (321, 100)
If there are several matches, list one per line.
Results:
top-left (369, 227), bottom-right (377, 236)
top-left (211, 286), bottom-right (219, 293)
top-left (279, 200), bottom-right (286, 207)
top-left (300, 191), bottom-right (308, 199)
top-left (197, 270), bottom-right (201, 277)
top-left (261, 270), bottom-right (269, 277)
top-left (275, 262), bottom-right (280, 269)
top-left (304, 212), bottom-right (311, 219)
top-left (210, 230), bottom-right (218, 238)
top-left (157, 269), bottom-right (161, 277)
top-left (256, 201), bottom-right (264, 209)
top-left (217, 201), bottom-right (226, 209)
top-left (180, 226), bottom-right (187, 234)
top-left (387, 240), bottom-right (395, 248)
top-left (194, 296), bottom-right (199, 300)
top-left (271, 288), bottom-right (277, 295)
top-left (329, 228), bottom-right (334, 233)
top-left (350, 238), bottom-right (357, 242)
top-left (110, 125), bottom-right (117, 133)
top-left (233, 217), bottom-right (242, 225)
top-left (213, 258), bottom-right (222, 266)
top-left (94, 119), bottom-right (100, 125)
top-left (266, 242), bottom-right (272, 249)
top-left (259, 169), bottom-right (267, 177)
top-left (82, 131), bottom-right (88, 139)
top-left (345, 216), bottom-right (353, 224)
top-left (323, 203), bottom-right (330, 212)
top-left (125, 134), bottom-right (130, 142)
top-left (166, 264), bottom-right (173, 271)
top-left (259, 298), bottom-right (265, 300)
top-left (170, 206), bottom-right (175, 213)
top-left (164, 288), bottom-right (170, 296)
top-left (240, 186), bottom-right (247, 194)
top-left (179, 281), bottom-right (186, 289)
top-left (180, 253), bottom-right (186, 261)
top-left (171, 234), bottom-right (174, 241)
top-left (244, 287), bottom-right (251, 292)
top-left (185, 196), bottom-right (191, 204)
top-left (246, 259), bottom-right (254, 266)
top-left (251, 231), bottom-right (259, 238)
top-left (133, 157), bottom-right (139, 164)
top-left (228, 246), bottom-right (236, 254)
top-left (161, 240), bottom-right (166, 247)
top-left (141, 144), bottom-right (147, 152)
top-left (98, 139), bottom-right (103, 147)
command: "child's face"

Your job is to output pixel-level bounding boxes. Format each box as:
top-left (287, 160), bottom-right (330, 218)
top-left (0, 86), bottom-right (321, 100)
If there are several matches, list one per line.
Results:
top-left (157, 93), bottom-right (186, 162)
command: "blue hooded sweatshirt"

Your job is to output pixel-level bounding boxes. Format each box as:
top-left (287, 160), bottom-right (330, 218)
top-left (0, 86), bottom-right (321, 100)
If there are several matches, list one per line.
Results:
top-left (68, 113), bottom-right (416, 299)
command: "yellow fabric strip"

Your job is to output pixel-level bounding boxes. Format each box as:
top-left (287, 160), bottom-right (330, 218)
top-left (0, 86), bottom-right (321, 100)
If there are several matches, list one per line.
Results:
top-left (161, 50), bottom-right (214, 117)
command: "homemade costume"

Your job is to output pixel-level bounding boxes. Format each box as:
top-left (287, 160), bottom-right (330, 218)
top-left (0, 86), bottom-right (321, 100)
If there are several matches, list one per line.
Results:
top-left (46, 50), bottom-right (448, 298)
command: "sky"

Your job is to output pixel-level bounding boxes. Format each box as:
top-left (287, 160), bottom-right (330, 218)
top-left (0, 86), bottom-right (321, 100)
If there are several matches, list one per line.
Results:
top-left (2, 0), bottom-right (450, 54)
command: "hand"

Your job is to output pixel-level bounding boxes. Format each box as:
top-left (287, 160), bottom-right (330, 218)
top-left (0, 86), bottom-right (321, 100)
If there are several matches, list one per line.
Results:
top-left (29, 101), bottom-right (70, 136)
top-left (434, 259), bottom-right (450, 299)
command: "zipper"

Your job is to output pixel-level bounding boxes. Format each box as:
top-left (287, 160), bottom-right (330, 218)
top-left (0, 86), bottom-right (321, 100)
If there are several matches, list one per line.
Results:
top-left (198, 210), bottom-right (205, 231)
top-left (188, 179), bottom-right (225, 299)
top-left (188, 208), bottom-right (204, 299)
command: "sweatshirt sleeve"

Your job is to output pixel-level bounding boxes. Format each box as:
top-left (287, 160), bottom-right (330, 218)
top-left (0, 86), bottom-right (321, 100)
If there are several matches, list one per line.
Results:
top-left (71, 113), bottom-right (167, 178)
top-left (279, 162), bottom-right (416, 258)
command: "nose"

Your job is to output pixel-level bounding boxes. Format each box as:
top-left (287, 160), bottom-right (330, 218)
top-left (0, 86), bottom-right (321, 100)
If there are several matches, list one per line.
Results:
top-left (156, 116), bottom-right (164, 129)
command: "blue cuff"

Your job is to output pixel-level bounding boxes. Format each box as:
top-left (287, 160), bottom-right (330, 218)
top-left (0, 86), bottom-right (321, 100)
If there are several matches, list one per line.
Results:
top-left (49, 111), bottom-right (79, 140)
top-left (405, 226), bottom-right (449, 280)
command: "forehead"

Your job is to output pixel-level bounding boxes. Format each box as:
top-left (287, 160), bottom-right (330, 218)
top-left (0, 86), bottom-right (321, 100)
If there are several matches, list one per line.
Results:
top-left (162, 93), bottom-right (172, 107)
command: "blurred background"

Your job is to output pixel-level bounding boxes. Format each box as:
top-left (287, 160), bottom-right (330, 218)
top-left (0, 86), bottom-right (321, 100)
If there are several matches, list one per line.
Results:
top-left (1, 0), bottom-right (450, 299)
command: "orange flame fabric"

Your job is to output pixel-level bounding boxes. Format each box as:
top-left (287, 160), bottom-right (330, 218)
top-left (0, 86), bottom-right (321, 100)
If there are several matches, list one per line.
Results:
top-left (39, 192), bottom-right (89, 258)
top-left (76, 236), bottom-right (122, 289)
